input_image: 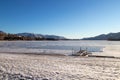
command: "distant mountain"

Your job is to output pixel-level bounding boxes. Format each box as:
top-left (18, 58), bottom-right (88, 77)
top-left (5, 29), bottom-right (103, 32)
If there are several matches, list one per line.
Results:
top-left (0, 30), bottom-right (67, 40)
top-left (16, 33), bottom-right (66, 40)
top-left (0, 31), bottom-right (6, 34)
top-left (16, 33), bottom-right (43, 38)
top-left (44, 35), bottom-right (66, 40)
top-left (82, 32), bottom-right (120, 40)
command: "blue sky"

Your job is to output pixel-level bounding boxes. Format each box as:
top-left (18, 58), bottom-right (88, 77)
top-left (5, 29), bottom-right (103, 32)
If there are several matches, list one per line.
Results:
top-left (0, 0), bottom-right (120, 39)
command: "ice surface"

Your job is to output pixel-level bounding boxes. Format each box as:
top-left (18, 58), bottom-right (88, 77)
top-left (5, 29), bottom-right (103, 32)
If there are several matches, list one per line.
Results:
top-left (0, 40), bottom-right (120, 55)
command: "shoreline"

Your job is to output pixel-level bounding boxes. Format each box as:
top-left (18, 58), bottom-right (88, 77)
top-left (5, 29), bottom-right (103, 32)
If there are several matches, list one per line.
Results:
top-left (0, 52), bottom-right (66, 56)
top-left (1, 51), bottom-right (120, 59)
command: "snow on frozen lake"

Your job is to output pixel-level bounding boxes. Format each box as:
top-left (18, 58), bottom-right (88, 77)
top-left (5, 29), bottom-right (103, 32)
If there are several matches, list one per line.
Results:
top-left (0, 40), bottom-right (120, 55)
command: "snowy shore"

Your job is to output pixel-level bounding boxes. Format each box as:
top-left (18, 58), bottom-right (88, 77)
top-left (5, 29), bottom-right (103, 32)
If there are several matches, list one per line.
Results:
top-left (0, 53), bottom-right (120, 80)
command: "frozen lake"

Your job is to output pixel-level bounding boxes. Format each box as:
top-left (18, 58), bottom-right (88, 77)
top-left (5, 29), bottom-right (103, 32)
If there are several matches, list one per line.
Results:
top-left (0, 40), bottom-right (120, 55)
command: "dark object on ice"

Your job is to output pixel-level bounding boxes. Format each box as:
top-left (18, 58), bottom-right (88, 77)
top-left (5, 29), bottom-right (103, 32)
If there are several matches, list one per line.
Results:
top-left (72, 49), bottom-right (92, 56)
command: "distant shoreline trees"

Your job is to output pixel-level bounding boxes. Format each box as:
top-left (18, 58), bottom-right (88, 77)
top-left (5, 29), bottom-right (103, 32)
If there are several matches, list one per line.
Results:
top-left (1, 34), bottom-right (44, 41)
top-left (0, 32), bottom-right (67, 41)
top-left (0, 32), bottom-right (7, 40)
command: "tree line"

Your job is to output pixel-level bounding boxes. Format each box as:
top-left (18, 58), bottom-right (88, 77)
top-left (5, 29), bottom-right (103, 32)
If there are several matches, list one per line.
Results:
top-left (0, 32), bottom-right (68, 41)
top-left (0, 33), bottom-right (44, 41)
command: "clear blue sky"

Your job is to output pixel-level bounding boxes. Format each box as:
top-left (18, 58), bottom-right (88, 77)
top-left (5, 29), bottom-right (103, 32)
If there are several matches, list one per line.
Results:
top-left (0, 0), bottom-right (120, 39)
